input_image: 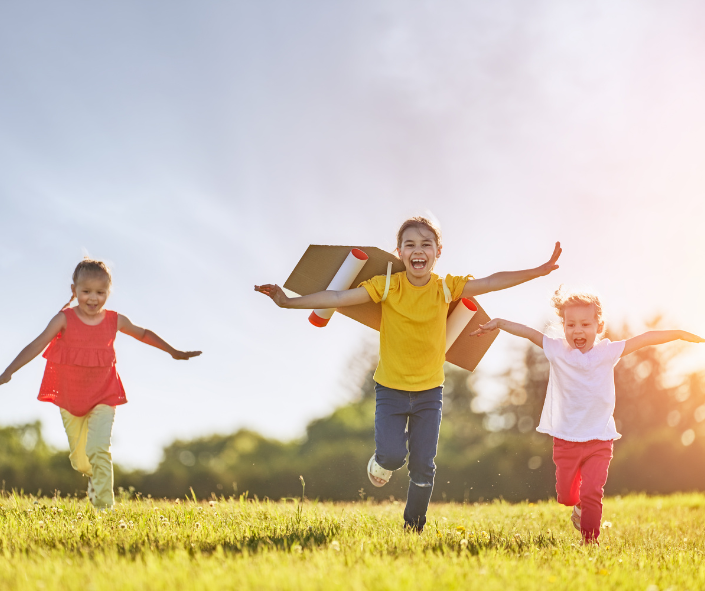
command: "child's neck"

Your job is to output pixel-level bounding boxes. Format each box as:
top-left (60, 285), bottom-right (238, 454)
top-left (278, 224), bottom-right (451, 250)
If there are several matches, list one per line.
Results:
top-left (405, 270), bottom-right (433, 287)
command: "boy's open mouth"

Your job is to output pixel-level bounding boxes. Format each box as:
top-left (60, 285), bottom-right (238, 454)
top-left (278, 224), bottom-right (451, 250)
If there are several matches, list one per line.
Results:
top-left (411, 258), bottom-right (426, 270)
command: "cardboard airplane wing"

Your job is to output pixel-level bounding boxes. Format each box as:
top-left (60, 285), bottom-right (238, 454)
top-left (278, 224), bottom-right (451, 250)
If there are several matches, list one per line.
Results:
top-left (283, 245), bottom-right (498, 372)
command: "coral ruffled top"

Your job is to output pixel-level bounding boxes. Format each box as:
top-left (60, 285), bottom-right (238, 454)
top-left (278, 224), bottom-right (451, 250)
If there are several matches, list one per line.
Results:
top-left (38, 308), bottom-right (127, 416)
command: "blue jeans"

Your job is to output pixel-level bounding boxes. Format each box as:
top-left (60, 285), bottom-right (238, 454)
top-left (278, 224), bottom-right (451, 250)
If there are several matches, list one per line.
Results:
top-left (374, 382), bottom-right (443, 531)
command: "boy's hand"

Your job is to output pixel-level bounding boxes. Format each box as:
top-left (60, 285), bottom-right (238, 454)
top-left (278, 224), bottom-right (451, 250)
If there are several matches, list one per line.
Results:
top-left (0, 372), bottom-right (11, 386)
top-left (470, 319), bottom-right (501, 336)
top-left (171, 350), bottom-right (202, 361)
top-left (535, 242), bottom-right (562, 277)
top-left (254, 284), bottom-right (290, 308)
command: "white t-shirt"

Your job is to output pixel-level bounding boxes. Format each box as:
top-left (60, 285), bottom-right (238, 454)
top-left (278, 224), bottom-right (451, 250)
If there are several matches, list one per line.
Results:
top-left (537, 336), bottom-right (626, 442)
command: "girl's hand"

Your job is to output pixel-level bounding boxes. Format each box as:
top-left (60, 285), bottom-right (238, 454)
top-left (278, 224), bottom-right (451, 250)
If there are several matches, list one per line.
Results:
top-left (171, 350), bottom-right (202, 361)
top-left (254, 284), bottom-right (290, 308)
top-left (535, 242), bottom-right (562, 277)
top-left (0, 372), bottom-right (11, 386)
top-left (470, 319), bottom-right (501, 336)
top-left (681, 331), bottom-right (705, 343)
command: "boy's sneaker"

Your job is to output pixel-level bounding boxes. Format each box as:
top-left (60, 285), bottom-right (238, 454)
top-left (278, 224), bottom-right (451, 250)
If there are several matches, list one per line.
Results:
top-left (570, 505), bottom-right (581, 531)
top-left (87, 477), bottom-right (97, 506)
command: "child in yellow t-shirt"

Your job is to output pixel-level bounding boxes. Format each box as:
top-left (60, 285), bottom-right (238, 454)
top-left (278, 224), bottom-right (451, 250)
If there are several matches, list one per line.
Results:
top-left (256, 217), bottom-right (561, 531)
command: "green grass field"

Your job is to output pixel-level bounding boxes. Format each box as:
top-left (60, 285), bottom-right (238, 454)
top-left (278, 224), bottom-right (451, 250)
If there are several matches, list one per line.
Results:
top-left (0, 492), bottom-right (703, 591)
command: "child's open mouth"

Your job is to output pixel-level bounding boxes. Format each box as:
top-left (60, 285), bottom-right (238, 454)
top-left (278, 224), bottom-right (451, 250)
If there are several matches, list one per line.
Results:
top-left (574, 338), bottom-right (586, 348)
top-left (411, 258), bottom-right (426, 270)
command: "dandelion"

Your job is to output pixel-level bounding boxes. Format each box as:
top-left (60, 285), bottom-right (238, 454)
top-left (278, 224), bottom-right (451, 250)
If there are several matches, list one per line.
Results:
top-left (330, 541), bottom-right (340, 551)
top-left (209, 500), bottom-right (217, 507)
top-left (76, 512), bottom-right (83, 519)
top-left (174, 499), bottom-right (181, 505)
top-left (119, 521), bottom-right (127, 530)
top-left (456, 526), bottom-right (466, 534)
top-left (37, 520), bottom-right (45, 527)
top-left (602, 521), bottom-right (612, 529)
top-left (460, 539), bottom-right (468, 548)
top-left (292, 544), bottom-right (303, 554)
top-left (194, 522), bottom-right (201, 530)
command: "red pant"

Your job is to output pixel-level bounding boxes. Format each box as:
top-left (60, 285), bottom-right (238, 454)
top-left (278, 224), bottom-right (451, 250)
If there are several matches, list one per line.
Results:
top-left (553, 438), bottom-right (613, 542)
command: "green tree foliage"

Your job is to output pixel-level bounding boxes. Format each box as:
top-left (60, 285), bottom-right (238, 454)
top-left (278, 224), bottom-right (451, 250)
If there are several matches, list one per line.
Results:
top-left (2, 321), bottom-right (705, 502)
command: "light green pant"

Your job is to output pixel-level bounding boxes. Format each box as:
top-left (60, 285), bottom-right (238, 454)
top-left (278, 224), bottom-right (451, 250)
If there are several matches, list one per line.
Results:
top-left (60, 404), bottom-right (116, 509)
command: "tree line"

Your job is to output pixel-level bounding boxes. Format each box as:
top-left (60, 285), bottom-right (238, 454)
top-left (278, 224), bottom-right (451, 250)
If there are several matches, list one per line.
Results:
top-left (2, 319), bottom-right (705, 502)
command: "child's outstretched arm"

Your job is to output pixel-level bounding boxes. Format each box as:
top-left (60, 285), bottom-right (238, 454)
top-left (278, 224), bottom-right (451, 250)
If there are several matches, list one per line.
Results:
top-left (621, 330), bottom-right (704, 357)
top-left (0, 313), bottom-right (67, 385)
top-left (471, 318), bottom-right (544, 348)
top-left (117, 316), bottom-right (202, 360)
top-left (462, 242), bottom-right (562, 297)
top-left (254, 284), bottom-right (372, 309)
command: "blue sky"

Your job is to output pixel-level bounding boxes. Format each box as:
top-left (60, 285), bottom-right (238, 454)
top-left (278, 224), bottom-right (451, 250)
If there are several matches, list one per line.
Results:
top-left (2, 1), bottom-right (705, 468)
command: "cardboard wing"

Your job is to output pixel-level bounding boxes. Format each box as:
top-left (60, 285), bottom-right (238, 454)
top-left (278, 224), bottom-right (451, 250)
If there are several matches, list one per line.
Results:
top-left (283, 245), bottom-right (498, 372)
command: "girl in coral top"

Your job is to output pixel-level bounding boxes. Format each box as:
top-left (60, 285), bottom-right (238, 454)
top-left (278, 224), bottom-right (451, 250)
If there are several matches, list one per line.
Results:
top-left (0, 259), bottom-right (201, 509)
top-left (472, 288), bottom-right (704, 543)
top-left (256, 217), bottom-right (561, 532)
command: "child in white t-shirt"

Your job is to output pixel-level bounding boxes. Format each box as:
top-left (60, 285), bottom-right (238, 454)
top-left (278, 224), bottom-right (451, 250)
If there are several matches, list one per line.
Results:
top-left (472, 288), bottom-right (703, 543)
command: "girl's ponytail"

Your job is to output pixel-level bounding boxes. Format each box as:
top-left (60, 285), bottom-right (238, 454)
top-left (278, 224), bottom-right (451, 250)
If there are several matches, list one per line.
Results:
top-left (61, 294), bottom-right (76, 312)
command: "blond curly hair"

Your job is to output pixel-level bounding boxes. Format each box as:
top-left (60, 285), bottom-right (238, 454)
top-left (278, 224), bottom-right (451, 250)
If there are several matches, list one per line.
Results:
top-left (551, 286), bottom-right (605, 334)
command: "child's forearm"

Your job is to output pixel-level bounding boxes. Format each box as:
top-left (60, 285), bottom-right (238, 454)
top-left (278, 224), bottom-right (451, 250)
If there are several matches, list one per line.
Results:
top-left (1, 344), bottom-right (42, 379)
top-left (140, 330), bottom-right (179, 356)
top-left (472, 318), bottom-right (544, 348)
top-left (281, 290), bottom-right (345, 310)
top-left (485, 268), bottom-right (543, 292)
top-left (622, 330), bottom-right (704, 357)
top-left (495, 319), bottom-right (544, 346)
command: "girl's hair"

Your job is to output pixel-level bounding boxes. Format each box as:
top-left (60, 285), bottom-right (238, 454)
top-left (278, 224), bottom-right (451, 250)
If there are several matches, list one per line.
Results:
top-left (396, 216), bottom-right (442, 249)
top-left (550, 286), bottom-right (605, 333)
top-left (62, 258), bottom-right (113, 310)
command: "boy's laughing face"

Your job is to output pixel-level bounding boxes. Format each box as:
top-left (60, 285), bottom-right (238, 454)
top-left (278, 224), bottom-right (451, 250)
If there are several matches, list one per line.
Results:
top-left (397, 226), bottom-right (441, 286)
top-left (563, 303), bottom-right (603, 353)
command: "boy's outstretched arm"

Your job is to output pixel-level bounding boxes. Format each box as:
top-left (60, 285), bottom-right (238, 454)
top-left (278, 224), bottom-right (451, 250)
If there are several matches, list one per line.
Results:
top-left (117, 315), bottom-right (202, 360)
top-left (463, 242), bottom-right (562, 297)
top-left (254, 284), bottom-right (372, 309)
top-left (0, 313), bottom-right (67, 385)
top-left (621, 330), bottom-right (704, 357)
top-left (471, 318), bottom-right (544, 348)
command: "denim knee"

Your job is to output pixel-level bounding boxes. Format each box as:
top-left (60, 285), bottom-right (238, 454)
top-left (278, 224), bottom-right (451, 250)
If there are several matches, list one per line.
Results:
top-left (376, 449), bottom-right (407, 471)
top-left (409, 465), bottom-right (435, 488)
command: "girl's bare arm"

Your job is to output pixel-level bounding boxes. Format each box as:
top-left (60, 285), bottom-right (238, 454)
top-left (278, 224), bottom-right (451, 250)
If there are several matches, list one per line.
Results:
top-left (0, 313), bottom-right (67, 385)
top-left (117, 315), bottom-right (202, 360)
top-left (254, 284), bottom-right (372, 309)
top-left (462, 242), bottom-right (562, 297)
top-left (470, 318), bottom-right (545, 348)
top-left (621, 330), bottom-right (704, 357)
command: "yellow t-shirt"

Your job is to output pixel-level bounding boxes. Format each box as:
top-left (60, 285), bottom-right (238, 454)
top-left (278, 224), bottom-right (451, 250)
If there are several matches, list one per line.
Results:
top-left (359, 272), bottom-right (473, 391)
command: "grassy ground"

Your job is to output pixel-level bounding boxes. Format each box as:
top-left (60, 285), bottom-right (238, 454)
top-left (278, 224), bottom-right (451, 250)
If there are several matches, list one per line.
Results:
top-left (0, 492), bottom-right (703, 591)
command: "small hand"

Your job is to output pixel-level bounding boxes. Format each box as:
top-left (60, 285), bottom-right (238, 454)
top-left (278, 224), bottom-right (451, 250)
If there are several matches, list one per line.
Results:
top-left (470, 319), bottom-right (501, 337)
top-left (536, 242), bottom-right (562, 277)
top-left (681, 331), bottom-right (705, 344)
top-left (171, 351), bottom-right (202, 361)
top-left (254, 284), bottom-right (290, 308)
top-left (0, 372), bottom-right (11, 386)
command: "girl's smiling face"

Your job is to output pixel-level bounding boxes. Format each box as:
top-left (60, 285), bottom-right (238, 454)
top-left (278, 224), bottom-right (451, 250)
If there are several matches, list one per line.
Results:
top-left (563, 303), bottom-right (603, 353)
top-left (397, 226), bottom-right (441, 286)
top-left (72, 273), bottom-right (111, 320)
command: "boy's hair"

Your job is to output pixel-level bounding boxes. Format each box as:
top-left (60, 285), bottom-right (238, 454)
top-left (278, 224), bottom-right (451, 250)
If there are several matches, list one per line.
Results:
top-left (551, 286), bottom-right (605, 333)
top-left (396, 216), bottom-right (442, 249)
top-left (62, 258), bottom-right (113, 310)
